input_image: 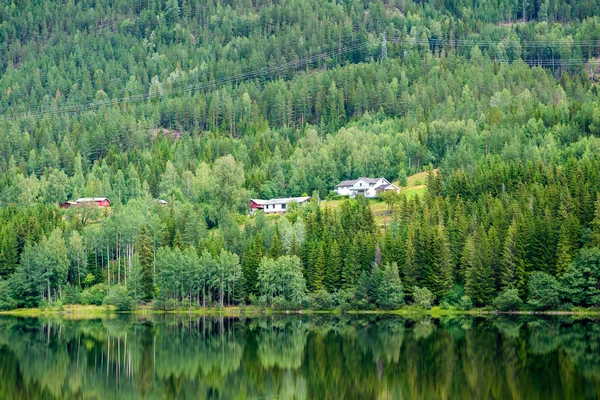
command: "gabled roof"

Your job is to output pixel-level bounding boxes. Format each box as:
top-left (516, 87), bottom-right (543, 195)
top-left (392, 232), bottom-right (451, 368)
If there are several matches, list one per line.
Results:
top-left (375, 183), bottom-right (400, 191)
top-left (75, 197), bottom-right (110, 203)
top-left (264, 196), bottom-right (311, 205)
top-left (250, 199), bottom-right (268, 205)
top-left (336, 177), bottom-right (388, 187)
top-left (336, 179), bottom-right (358, 188)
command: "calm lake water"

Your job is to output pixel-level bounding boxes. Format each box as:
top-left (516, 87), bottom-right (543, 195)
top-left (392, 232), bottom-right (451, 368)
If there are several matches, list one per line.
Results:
top-left (0, 314), bottom-right (598, 399)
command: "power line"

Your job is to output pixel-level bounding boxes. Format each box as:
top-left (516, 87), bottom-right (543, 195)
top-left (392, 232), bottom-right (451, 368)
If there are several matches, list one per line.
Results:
top-left (1, 36), bottom-right (598, 121)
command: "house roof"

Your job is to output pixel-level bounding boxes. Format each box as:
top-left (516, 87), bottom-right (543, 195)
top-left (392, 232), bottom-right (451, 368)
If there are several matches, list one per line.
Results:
top-left (250, 199), bottom-right (268, 205)
top-left (75, 197), bottom-right (110, 203)
top-left (336, 177), bottom-right (388, 187)
top-left (336, 179), bottom-right (358, 188)
top-left (375, 183), bottom-right (400, 191)
top-left (264, 196), bottom-right (311, 205)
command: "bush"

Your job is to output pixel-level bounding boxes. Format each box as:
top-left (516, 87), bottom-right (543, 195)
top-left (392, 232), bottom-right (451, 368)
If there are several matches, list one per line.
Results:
top-left (493, 288), bottom-right (523, 311)
top-left (272, 296), bottom-right (292, 310)
top-left (103, 285), bottom-right (136, 311)
top-left (310, 289), bottom-right (335, 310)
top-left (413, 287), bottom-right (435, 309)
top-left (459, 295), bottom-right (473, 311)
top-left (62, 284), bottom-right (81, 305)
top-left (527, 271), bottom-right (560, 311)
top-left (440, 285), bottom-right (466, 309)
top-left (80, 283), bottom-right (107, 305)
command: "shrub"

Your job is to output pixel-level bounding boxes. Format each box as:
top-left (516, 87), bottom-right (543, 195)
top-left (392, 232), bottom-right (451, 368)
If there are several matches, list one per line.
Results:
top-left (527, 272), bottom-right (560, 311)
top-left (459, 295), bottom-right (473, 311)
top-left (493, 288), bottom-right (523, 311)
top-left (440, 285), bottom-right (466, 308)
top-left (103, 285), bottom-right (136, 311)
top-left (80, 283), bottom-right (107, 305)
top-left (62, 284), bottom-right (81, 305)
top-left (310, 289), bottom-right (335, 310)
top-left (413, 287), bottom-right (435, 309)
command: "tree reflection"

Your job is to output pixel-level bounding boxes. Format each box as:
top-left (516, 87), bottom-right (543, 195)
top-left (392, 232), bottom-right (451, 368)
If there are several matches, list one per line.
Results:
top-left (0, 315), bottom-right (598, 399)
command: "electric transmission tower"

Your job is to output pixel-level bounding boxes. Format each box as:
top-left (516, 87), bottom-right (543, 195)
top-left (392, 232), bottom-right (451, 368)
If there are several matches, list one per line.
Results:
top-left (380, 31), bottom-right (388, 62)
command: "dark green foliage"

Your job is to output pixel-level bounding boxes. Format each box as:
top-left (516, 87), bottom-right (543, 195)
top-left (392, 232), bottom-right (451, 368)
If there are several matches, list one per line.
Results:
top-left (137, 225), bottom-right (155, 302)
top-left (560, 248), bottom-right (600, 307)
top-left (494, 288), bottom-right (524, 311)
top-left (80, 283), bottom-right (107, 306)
top-left (0, 0), bottom-right (600, 312)
top-left (527, 272), bottom-right (560, 311)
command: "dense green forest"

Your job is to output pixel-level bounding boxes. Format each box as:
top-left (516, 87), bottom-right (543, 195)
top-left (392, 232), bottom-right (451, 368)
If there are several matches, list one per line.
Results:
top-left (1, 0), bottom-right (600, 311)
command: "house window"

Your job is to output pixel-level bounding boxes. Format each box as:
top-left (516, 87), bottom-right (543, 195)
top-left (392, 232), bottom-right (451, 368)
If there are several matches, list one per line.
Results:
top-left (282, 203), bottom-right (287, 209)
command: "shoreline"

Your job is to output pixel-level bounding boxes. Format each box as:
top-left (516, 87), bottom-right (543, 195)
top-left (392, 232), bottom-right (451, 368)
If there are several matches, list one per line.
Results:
top-left (1, 305), bottom-right (600, 318)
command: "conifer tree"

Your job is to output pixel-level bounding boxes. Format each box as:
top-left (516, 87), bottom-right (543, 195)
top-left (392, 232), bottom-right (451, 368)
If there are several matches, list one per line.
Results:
top-left (404, 224), bottom-right (419, 295)
top-left (242, 233), bottom-right (264, 297)
top-left (377, 262), bottom-right (404, 309)
top-left (465, 232), bottom-right (496, 306)
top-left (137, 225), bottom-right (154, 302)
top-left (342, 239), bottom-right (360, 289)
top-left (269, 232), bottom-right (283, 258)
top-left (556, 204), bottom-right (580, 276)
top-left (500, 220), bottom-right (518, 290)
top-left (313, 246), bottom-right (325, 292)
top-left (172, 230), bottom-right (184, 249)
top-left (433, 224), bottom-right (454, 298)
top-left (325, 240), bottom-right (342, 292)
top-left (592, 194), bottom-right (600, 248)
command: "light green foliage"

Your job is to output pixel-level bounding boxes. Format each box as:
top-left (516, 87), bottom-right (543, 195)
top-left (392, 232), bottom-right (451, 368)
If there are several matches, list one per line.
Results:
top-left (257, 255), bottom-right (307, 308)
top-left (413, 287), bottom-right (435, 310)
top-left (103, 285), bottom-right (136, 311)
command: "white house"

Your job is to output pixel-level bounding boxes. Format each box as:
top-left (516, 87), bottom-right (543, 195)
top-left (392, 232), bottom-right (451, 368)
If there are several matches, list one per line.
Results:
top-left (251, 196), bottom-right (311, 214)
top-left (335, 177), bottom-right (400, 198)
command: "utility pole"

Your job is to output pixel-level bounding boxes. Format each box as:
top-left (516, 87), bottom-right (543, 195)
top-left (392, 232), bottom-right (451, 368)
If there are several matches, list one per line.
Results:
top-left (522, 0), bottom-right (526, 22)
top-left (381, 31), bottom-right (388, 62)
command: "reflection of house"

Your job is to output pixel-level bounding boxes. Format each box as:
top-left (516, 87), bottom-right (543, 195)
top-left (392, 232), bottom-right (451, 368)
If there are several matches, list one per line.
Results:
top-left (250, 197), bottom-right (311, 214)
top-left (335, 178), bottom-right (400, 198)
top-left (60, 197), bottom-right (111, 209)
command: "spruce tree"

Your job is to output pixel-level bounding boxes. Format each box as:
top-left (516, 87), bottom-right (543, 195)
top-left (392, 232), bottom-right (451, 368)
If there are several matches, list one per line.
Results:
top-left (269, 232), bottom-right (283, 258)
top-left (465, 232), bottom-right (496, 306)
top-left (500, 220), bottom-right (518, 290)
top-left (592, 194), bottom-right (600, 247)
top-left (325, 240), bottom-right (342, 292)
top-left (433, 224), bottom-right (454, 298)
top-left (403, 224), bottom-right (419, 296)
top-left (137, 225), bottom-right (155, 302)
top-left (313, 246), bottom-right (326, 292)
top-left (556, 204), bottom-right (580, 276)
top-left (377, 262), bottom-right (404, 309)
top-left (342, 239), bottom-right (360, 289)
top-left (172, 229), bottom-right (184, 249)
top-left (242, 233), bottom-right (263, 297)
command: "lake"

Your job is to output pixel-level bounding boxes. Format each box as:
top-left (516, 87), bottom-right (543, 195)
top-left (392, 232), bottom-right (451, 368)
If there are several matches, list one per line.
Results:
top-left (0, 314), bottom-right (598, 399)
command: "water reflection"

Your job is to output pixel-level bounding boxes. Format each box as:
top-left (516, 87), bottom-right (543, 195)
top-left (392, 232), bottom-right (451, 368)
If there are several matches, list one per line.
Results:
top-left (0, 314), bottom-right (599, 399)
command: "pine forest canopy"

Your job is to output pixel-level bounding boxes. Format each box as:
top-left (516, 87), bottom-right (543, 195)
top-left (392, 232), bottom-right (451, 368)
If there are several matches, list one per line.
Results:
top-left (0, 0), bottom-right (600, 310)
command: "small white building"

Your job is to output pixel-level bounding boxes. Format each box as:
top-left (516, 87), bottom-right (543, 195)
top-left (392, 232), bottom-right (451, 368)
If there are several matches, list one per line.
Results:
top-left (252, 196), bottom-right (311, 214)
top-left (335, 178), bottom-right (400, 198)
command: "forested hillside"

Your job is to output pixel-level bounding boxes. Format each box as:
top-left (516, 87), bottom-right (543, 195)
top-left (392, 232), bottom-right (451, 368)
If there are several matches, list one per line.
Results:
top-left (1, 0), bottom-right (600, 311)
